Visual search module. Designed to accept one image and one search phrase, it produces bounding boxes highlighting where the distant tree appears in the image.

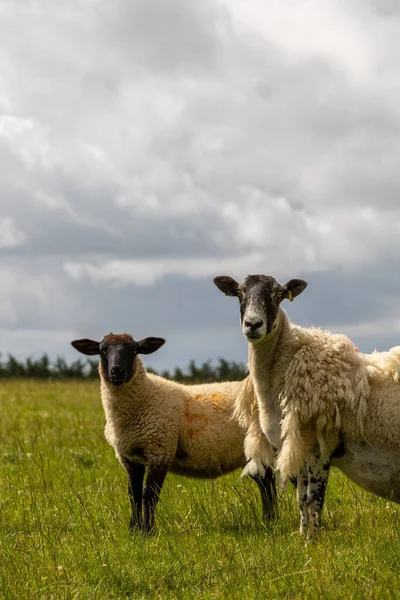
[87,359,99,379]
[216,358,247,381]
[0,353,7,378]
[0,352,247,383]
[54,356,69,378]
[6,354,26,378]
[216,357,230,381]
[172,367,184,382]
[69,359,86,378]
[187,359,201,382]
[196,360,214,383]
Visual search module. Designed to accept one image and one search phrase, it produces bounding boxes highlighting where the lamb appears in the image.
[71,332,276,534]
[213,273,400,540]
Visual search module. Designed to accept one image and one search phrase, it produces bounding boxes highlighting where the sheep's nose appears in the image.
[244,319,264,331]
[111,366,124,377]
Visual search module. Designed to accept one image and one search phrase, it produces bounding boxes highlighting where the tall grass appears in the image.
[1,380,399,599]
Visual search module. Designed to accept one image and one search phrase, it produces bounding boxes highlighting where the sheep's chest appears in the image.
[104,414,147,461]
[126,446,147,465]
[256,386,282,449]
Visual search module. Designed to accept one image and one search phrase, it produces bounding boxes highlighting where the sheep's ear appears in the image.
[281,279,308,302]
[136,337,166,355]
[213,276,240,297]
[71,339,100,355]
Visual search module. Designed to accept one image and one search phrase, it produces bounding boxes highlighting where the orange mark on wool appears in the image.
[184,397,210,439]
[210,392,228,411]
[192,392,227,408]
[184,397,193,423]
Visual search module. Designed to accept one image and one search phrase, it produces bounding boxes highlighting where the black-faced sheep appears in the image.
[71,333,276,534]
[214,273,400,540]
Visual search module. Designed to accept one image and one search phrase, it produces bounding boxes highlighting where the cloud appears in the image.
[97,0,225,72]
[63,253,269,286]
[0,218,26,249]
[0,328,77,362]
[1,0,400,367]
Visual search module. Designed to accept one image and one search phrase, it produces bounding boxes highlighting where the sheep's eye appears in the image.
[100,349,107,358]
[276,291,283,299]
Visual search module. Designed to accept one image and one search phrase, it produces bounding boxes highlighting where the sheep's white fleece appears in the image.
[276,323,400,482]
[235,375,275,476]
[100,357,273,478]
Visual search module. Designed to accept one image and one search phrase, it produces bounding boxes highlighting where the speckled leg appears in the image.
[297,466,309,537]
[142,463,169,535]
[306,457,330,541]
[121,457,145,531]
[251,466,277,521]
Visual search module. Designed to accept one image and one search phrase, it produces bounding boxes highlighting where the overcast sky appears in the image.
[1,0,400,372]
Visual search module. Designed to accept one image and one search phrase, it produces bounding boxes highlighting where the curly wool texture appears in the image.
[362,346,400,381]
[234,371,275,476]
[276,327,400,482]
[100,357,271,478]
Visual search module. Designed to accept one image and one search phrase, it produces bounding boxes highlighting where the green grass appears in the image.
[1,380,399,600]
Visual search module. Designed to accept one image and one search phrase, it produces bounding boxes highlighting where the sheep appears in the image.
[213,273,400,540]
[71,332,276,534]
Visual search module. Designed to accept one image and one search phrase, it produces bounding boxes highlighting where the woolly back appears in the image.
[276,326,370,482]
[362,346,400,381]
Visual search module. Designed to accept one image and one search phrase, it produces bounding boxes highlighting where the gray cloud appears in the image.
[97,0,225,72]
[1,0,400,368]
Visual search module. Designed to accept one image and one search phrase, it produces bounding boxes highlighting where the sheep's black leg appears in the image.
[307,457,330,541]
[120,457,145,531]
[251,466,277,521]
[142,463,168,535]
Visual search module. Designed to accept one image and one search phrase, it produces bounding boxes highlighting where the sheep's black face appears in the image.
[238,275,284,342]
[100,334,137,386]
[213,274,308,344]
[71,334,166,386]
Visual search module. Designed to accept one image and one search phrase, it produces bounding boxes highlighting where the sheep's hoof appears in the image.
[305,529,319,544]
[262,508,278,523]
[129,515,144,533]
[299,525,308,537]
[140,526,155,539]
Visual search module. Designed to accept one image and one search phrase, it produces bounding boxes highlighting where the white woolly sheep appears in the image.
[71,333,276,534]
[214,274,400,540]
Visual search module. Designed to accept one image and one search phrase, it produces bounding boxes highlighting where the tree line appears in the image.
[0,354,248,383]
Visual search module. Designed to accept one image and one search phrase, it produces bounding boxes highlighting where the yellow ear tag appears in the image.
[288,290,294,302]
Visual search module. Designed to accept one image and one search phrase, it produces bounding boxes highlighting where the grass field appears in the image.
[0,379,399,600]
